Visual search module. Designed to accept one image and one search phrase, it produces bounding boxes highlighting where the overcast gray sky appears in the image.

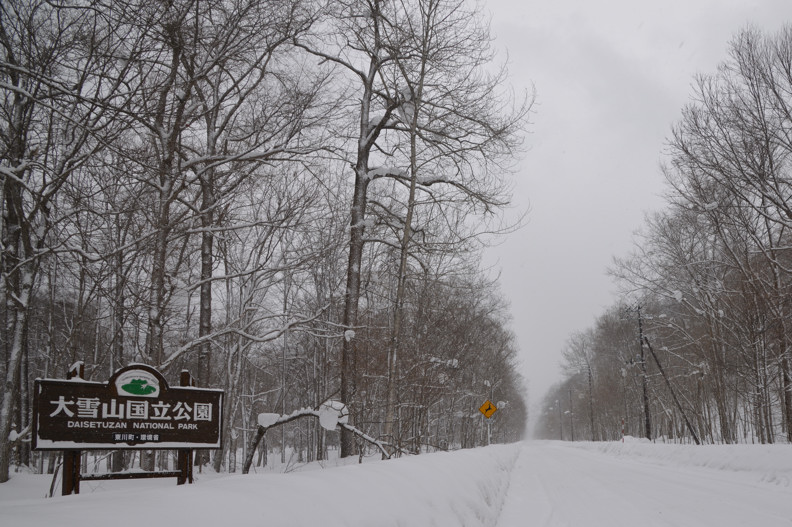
[484,0,792,423]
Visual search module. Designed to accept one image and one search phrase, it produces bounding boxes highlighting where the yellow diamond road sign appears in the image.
[479,400,497,419]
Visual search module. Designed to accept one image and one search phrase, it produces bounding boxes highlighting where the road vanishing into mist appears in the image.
[497,442,792,527]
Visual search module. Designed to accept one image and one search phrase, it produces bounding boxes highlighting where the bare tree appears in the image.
[296,0,529,457]
[562,332,597,441]
[0,0,142,481]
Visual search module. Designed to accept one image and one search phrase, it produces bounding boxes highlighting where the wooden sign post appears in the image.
[33,364,223,495]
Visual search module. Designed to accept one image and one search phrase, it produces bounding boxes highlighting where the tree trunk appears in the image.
[0,285,32,482]
[587,363,595,442]
[638,308,652,440]
[198,175,214,387]
[340,119,373,458]
[0,57,34,482]
[384,123,419,455]
[782,355,792,442]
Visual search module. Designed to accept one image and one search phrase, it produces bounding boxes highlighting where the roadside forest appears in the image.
[537,26,792,446]
[0,0,531,482]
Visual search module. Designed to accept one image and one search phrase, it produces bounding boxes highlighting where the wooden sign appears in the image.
[33,364,223,450]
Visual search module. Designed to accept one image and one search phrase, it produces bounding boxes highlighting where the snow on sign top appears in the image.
[479,400,497,419]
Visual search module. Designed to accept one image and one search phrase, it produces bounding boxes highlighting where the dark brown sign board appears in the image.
[33,364,223,450]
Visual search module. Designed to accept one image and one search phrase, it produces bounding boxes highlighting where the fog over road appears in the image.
[498,442,792,527]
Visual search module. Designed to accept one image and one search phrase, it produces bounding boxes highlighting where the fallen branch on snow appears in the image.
[241,407,401,474]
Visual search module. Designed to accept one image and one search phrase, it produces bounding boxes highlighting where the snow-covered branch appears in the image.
[158,304,330,371]
[242,402,398,473]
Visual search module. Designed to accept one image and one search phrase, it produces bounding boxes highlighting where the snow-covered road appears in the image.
[3,440,792,526]
[498,441,792,527]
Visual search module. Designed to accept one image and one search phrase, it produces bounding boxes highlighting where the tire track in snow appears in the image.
[496,441,792,527]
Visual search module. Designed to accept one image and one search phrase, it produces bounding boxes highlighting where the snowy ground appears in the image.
[500,440,792,526]
[2,440,792,526]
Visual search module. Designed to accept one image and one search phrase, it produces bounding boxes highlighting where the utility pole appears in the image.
[556,399,563,440]
[568,387,574,441]
[644,337,700,445]
[587,362,595,441]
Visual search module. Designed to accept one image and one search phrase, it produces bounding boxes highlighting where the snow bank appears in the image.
[565,439,792,486]
[0,443,521,527]
[500,441,792,526]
